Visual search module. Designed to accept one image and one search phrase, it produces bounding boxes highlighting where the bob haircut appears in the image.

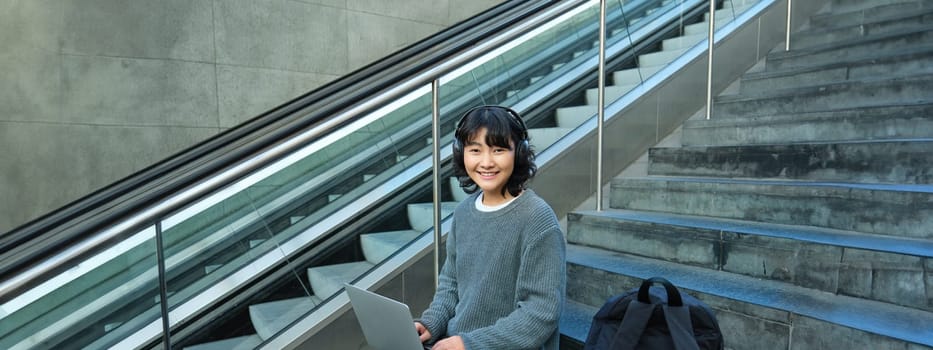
[452,106,537,197]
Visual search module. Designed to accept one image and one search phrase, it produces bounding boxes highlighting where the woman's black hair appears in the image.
[452,106,537,197]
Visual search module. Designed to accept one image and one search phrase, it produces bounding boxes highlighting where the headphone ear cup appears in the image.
[453,139,463,155]
[515,139,530,162]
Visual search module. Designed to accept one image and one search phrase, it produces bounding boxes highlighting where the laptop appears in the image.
[345,283,433,350]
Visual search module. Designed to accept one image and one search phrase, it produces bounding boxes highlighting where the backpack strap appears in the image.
[610,277,700,350]
[608,296,653,349]
[663,303,700,350]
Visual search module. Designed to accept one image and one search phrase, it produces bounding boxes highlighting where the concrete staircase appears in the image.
[559,0,933,349]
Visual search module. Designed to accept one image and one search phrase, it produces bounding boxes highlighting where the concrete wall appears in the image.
[0,0,505,233]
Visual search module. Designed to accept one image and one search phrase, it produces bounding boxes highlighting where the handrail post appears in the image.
[785,0,793,51]
[431,79,442,287]
[596,0,607,211]
[705,0,715,120]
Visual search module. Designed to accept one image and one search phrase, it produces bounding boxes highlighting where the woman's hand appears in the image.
[415,321,432,343]
[432,335,465,350]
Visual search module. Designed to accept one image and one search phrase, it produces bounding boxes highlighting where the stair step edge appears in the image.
[807,3,933,32]
[559,299,598,344]
[768,24,933,60]
[746,44,933,81]
[682,102,933,128]
[567,244,933,347]
[613,176,933,193]
[570,208,933,258]
[716,73,933,104]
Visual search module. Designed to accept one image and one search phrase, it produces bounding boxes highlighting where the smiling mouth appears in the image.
[477,171,498,178]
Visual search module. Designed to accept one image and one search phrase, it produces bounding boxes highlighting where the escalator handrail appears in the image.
[0,1,564,286]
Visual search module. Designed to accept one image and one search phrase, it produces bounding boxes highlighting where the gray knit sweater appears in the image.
[419,190,566,350]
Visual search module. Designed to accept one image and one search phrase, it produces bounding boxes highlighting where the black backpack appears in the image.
[584,277,724,350]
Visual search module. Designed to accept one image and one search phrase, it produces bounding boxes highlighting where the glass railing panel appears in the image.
[160,85,449,348]
[0,226,162,350]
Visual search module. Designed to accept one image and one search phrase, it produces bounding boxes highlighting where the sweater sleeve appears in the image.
[460,224,566,350]
[419,219,459,342]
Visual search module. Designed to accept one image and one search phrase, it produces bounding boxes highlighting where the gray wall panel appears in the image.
[60,55,218,126]
[214,0,349,73]
[0,0,61,52]
[0,52,62,121]
[61,0,214,61]
[347,10,445,69]
[216,65,339,128]
[0,122,218,231]
[348,0,450,25]
[0,0,506,232]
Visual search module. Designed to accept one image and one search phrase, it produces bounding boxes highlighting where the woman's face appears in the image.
[463,127,515,205]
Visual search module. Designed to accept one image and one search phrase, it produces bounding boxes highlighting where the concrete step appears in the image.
[827,0,933,14]
[713,73,933,119]
[558,300,598,348]
[610,176,933,240]
[764,25,933,71]
[795,2,933,49]
[812,1,933,28]
[566,244,933,349]
[406,201,458,232]
[566,209,933,312]
[584,83,640,105]
[681,103,933,146]
[740,45,933,94]
[683,19,729,36]
[661,33,707,51]
[612,65,664,86]
[249,296,323,340]
[529,127,574,150]
[306,261,374,298]
[646,139,933,184]
[556,105,596,127]
[637,48,688,67]
[182,335,263,350]
[359,229,421,264]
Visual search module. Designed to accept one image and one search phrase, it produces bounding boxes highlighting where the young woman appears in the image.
[415,106,566,350]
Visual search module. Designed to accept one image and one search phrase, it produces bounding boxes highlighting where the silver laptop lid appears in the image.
[345,284,428,350]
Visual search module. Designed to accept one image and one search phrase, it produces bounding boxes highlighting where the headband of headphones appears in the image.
[455,105,528,141]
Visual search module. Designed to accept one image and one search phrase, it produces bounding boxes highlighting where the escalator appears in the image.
[0,0,762,348]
